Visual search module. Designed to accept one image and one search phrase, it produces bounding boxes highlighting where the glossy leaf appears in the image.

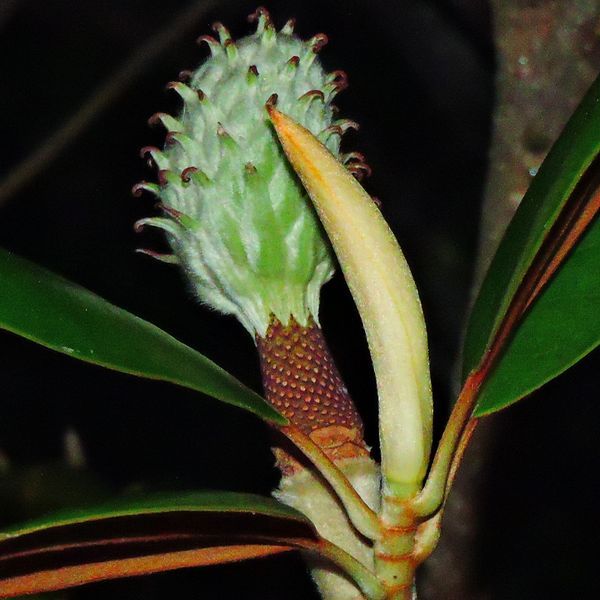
[0,491,385,600]
[462,74,600,415]
[473,215,599,415]
[0,249,285,424]
[0,491,314,597]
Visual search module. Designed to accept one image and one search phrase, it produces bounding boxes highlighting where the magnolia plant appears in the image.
[0,7,599,600]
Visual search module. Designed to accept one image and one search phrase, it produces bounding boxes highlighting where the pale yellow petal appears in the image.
[268,107,432,490]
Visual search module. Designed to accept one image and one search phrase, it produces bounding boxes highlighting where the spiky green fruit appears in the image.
[135,8,367,336]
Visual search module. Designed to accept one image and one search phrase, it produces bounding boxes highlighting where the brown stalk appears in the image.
[256,315,370,474]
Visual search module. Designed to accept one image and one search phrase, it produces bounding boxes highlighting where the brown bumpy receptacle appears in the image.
[257,315,369,474]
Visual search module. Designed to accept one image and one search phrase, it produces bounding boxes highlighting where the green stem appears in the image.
[374,494,419,600]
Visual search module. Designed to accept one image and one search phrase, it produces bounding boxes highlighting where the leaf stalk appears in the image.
[411,373,483,517]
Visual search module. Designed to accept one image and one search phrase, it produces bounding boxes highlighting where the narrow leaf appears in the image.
[0,249,285,424]
[462,74,600,414]
[268,107,432,492]
[0,491,313,597]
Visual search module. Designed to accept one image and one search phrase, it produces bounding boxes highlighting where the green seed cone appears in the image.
[136,8,365,337]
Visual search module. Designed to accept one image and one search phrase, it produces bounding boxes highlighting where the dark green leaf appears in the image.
[0,491,316,597]
[0,490,310,537]
[474,214,599,415]
[0,249,285,424]
[462,74,600,414]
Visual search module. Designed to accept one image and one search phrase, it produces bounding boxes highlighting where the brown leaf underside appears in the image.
[0,511,317,598]
[0,545,291,597]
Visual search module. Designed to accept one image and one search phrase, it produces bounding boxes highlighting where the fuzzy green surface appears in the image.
[141,22,348,336]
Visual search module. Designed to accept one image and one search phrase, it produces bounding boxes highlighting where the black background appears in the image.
[0,1,597,598]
